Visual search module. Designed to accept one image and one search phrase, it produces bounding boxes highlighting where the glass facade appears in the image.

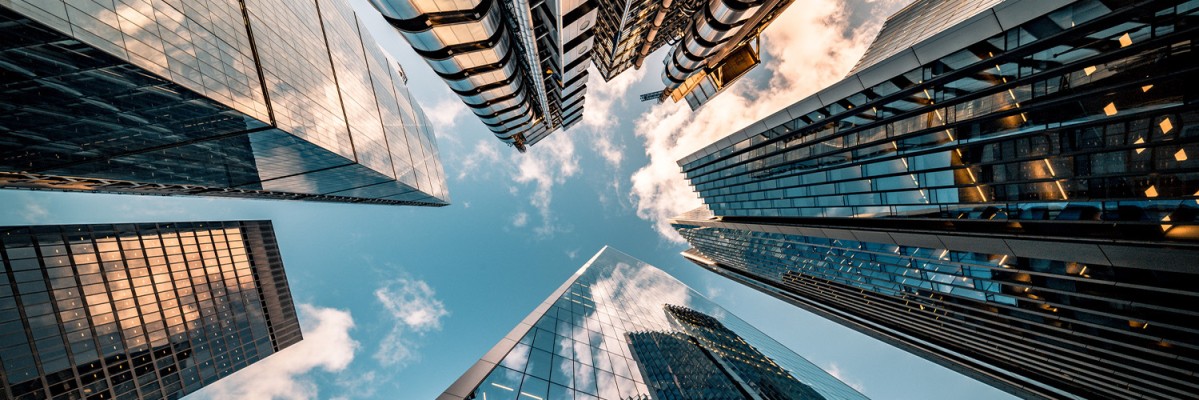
[443,246,868,400]
[0,0,449,206]
[672,1,1199,399]
[0,221,301,400]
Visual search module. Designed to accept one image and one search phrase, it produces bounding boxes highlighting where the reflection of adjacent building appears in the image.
[670,1,1199,399]
[439,246,868,400]
[0,0,449,206]
[368,0,797,152]
[628,304,827,400]
[0,221,301,399]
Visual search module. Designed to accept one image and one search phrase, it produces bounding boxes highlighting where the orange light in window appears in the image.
[1119,33,1133,47]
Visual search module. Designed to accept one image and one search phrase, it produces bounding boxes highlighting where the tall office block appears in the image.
[0,0,449,206]
[588,0,795,110]
[369,0,594,151]
[370,0,795,152]
[439,246,868,400]
[0,221,301,399]
[673,0,1199,399]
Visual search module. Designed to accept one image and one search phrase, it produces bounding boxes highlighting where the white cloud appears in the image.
[590,132,624,169]
[580,66,647,168]
[581,66,646,132]
[512,132,579,237]
[193,304,358,400]
[704,284,724,300]
[511,211,529,227]
[450,132,579,238]
[455,140,502,181]
[331,371,380,400]
[629,0,900,242]
[825,362,868,394]
[373,278,449,367]
[424,98,465,131]
[22,199,48,223]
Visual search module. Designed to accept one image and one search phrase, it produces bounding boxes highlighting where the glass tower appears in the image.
[439,246,868,400]
[672,0,1199,399]
[0,0,449,207]
[0,221,301,400]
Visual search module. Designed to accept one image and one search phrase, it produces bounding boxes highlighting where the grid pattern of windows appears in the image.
[459,247,866,400]
[0,221,300,400]
[0,0,449,206]
[674,218,1199,399]
[672,1,1199,399]
[681,0,1198,221]
[590,0,706,81]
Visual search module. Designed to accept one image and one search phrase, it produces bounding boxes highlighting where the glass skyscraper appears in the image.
[0,0,449,206]
[672,0,1199,399]
[439,246,868,400]
[0,221,301,399]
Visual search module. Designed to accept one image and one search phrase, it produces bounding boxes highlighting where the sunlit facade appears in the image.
[368,0,594,151]
[591,0,798,110]
[0,221,301,399]
[439,246,868,400]
[0,0,449,206]
[672,0,1199,399]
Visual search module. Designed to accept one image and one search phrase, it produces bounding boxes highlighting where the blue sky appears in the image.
[0,0,1019,399]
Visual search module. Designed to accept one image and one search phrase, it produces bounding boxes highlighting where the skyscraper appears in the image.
[370,0,796,152]
[0,221,301,399]
[369,0,594,152]
[672,0,1199,399]
[0,0,449,206]
[438,246,868,400]
[587,0,796,110]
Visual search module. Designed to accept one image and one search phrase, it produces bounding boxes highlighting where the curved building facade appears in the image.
[369,0,595,152]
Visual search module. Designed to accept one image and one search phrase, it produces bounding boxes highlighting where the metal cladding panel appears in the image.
[855,48,921,90]
[561,6,597,43]
[991,0,1077,30]
[848,0,1005,74]
[562,36,595,69]
[910,10,1003,66]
